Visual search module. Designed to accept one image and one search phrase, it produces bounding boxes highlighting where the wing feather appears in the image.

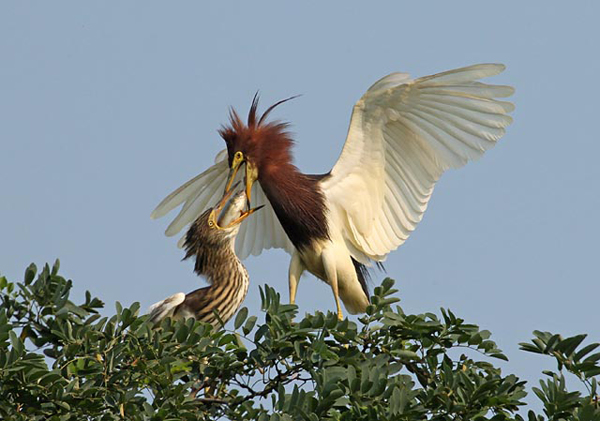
[164,165,228,236]
[152,149,293,257]
[416,63,506,84]
[235,182,294,259]
[418,83,515,99]
[151,165,224,220]
[321,63,514,261]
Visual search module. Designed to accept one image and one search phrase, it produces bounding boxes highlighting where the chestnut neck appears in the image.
[259,163,329,250]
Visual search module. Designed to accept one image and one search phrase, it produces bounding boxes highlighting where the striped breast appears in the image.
[176,251,249,328]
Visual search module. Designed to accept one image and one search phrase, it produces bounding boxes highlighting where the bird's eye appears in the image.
[235,151,243,161]
[208,220,214,228]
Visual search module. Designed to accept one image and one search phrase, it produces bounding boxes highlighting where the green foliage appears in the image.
[0,262,598,420]
[519,332,600,420]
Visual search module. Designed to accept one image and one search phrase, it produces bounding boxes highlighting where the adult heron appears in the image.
[152,64,514,320]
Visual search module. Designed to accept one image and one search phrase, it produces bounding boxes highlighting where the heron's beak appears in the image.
[224,157,244,194]
[245,161,259,208]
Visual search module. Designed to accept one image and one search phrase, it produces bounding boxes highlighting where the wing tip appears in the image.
[473,62,506,73]
[150,194,183,220]
[165,224,182,237]
[490,62,506,71]
[498,84,516,98]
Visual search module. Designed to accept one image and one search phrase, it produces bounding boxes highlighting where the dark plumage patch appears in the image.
[351,258,371,303]
[351,258,387,303]
[259,168,329,250]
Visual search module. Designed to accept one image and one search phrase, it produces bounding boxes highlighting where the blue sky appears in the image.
[1,1,598,409]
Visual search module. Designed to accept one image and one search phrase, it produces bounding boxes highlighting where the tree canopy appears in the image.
[1,261,599,420]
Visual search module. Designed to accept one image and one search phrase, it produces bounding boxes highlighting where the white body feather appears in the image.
[147,292,185,324]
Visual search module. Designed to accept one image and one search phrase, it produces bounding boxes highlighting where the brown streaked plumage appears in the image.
[148,187,261,327]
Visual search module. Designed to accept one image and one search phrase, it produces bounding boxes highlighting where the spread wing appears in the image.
[321,63,514,262]
[151,149,293,259]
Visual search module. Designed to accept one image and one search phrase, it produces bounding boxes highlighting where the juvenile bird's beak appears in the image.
[232,204,265,227]
[214,202,264,229]
[214,182,238,212]
[211,181,264,229]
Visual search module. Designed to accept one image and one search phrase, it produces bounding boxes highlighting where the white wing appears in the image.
[235,182,294,259]
[321,63,514,262]
[151,150,229,238]
[151,149,293,259]
[147,292,185,324]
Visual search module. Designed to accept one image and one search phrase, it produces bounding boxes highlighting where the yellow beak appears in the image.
[225,156,258,210]
[211,181,264,229]
[221,204,264,228]
[244,161,259,208]
[224,157,244,195]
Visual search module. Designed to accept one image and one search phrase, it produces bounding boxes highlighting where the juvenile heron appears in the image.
[149,186,262,326]
[152,64,514,320]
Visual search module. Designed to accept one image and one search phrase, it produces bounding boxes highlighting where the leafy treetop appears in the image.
[0,261,599,420]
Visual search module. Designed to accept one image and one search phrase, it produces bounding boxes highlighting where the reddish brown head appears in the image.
[218,95,330,250]
[219,94,299,205]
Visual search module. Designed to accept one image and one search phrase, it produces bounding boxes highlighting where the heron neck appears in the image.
[259,164,329,250]
[181,242,249,327]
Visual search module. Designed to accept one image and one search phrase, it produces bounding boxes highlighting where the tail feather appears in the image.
[351,258,371,303]
[351,258,386,304]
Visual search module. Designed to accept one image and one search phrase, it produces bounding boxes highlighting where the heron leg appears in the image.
[322,248,344,321]
[288,251,304,305]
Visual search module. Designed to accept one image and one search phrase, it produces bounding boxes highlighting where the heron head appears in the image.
[219,94,299,206]
[182,185,262,281]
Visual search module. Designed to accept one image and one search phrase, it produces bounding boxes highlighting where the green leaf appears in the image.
[583,367,600,377]
[491,352,509,362]
[575,343,600,362]
[51,259,61,276]
[556,334,587,356]
[129,301,141,318]
[243,316,258,335]
[544,334,561,352]
[234,307,249,330]
[584,352,600,364]
[24,263,37,284]
[392,350,420,360]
